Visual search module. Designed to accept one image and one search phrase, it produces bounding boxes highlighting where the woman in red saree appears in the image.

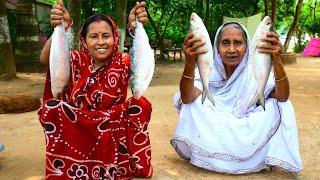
[39,1,152,179]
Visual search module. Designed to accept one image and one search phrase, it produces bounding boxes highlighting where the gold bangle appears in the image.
[275,74,287,82]
[182,74,194,80]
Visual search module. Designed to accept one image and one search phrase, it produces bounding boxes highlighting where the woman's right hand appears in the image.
[183,32,207,67]
[180,32,206,104]
[50,0,72,29]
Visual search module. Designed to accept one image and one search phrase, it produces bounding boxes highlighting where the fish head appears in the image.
[257,16,273,37]
[190,13,203,31]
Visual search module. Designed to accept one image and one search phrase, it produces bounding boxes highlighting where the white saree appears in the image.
[170,23,303,174]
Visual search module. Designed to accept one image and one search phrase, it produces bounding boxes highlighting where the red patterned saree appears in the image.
[38,16,152,180]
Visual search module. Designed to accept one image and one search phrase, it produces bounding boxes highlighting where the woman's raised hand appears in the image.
[183,32,207,65]
[127,1,148,33]
[50,0,72,29]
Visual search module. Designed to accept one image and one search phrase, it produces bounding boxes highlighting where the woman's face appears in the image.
[82,20,114,65]
[218,28,247,67]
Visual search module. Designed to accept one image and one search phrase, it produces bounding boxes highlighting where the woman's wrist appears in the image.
[272,55,282,64]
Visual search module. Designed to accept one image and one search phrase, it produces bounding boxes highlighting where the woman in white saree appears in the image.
[170,22,303,174]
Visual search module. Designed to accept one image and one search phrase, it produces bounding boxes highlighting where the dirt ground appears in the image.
[0,56,319,179]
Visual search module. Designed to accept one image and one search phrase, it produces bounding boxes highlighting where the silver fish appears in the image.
[249,16,273,110]
[189,13,215,106]
[130,19,155,99]
[49,22,70,98]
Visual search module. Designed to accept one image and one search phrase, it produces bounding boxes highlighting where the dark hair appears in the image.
[216,22,247,46]
[80,15,114,39]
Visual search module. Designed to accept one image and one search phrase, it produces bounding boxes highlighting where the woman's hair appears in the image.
[216,22,247,46]
[80,15,114,39]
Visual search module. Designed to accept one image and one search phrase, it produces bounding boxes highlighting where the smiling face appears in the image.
[217,27,247,68]
[81,20,114,66]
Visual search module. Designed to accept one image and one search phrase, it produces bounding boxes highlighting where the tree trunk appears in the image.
[313,0,317,37]
[204,0,210,28]
[15,0,42,72]
[147,8,176,62]
[264,0,269,17]
[271,0,277,25]
[0,0,16,79]
[115,0,128,53]
[67,0,81,50]
[283,0,303,53]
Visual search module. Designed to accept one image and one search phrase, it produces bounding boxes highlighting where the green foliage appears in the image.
[20,0,320,53]
[41,0,57,4]
[294,40,308,53]
[38,18,53,37]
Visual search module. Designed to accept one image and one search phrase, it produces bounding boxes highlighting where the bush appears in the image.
[294,41,308,53]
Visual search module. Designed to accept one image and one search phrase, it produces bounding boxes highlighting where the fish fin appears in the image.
[258,94,266,111]
[248,94,258,109]
[202,88,215,106]
[201,91,206,104]
[205,89,215,106]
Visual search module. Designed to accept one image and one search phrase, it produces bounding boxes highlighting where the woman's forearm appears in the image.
[40,37,52,66]
[180,61,200,104]
[272,57,290,101]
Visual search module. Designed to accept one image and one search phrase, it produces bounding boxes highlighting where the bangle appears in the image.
[275,74,287,82]
[127,23,134,37]
[182,74,194,80]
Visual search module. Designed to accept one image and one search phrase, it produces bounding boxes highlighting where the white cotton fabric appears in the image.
[170,22,303,174]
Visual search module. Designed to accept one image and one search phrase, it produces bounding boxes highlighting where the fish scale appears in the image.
[130,18,155,99]
[248,16,273,110]
[189,13,215,106]
[49,22,70,98]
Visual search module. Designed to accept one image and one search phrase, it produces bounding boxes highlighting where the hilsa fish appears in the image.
[49,21,70,98]
[189,13,215,106]
[249,16,273,110]
[130,18,155,99]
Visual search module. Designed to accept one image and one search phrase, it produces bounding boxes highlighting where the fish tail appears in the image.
[258,94,266,111]
[201,91,206,104]
[248,94,258,109]
[202,87,215,106]
[206,92,215,106]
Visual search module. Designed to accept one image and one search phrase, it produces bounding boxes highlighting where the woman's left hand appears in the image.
[257,32,282,63]
[128,1,148,33]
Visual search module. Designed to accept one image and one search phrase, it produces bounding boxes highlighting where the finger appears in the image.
[130,2,139,15]
[186,37,202,48]
[183,32,194,45]
[267,32,280,41]
[51,8,64,16]
[190,49,208,56]
[137,12,147,18]
[51,14,63,20]
[140,1,147,7]
[51,20,63,26]
[257,49,276,54]
[260,36,280,46]
[138,17,148,24]
[190,40,206,51]
[258,44,276,50]
[136,7,146,14]
[130,21,136,26]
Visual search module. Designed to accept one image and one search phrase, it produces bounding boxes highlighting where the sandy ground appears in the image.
[0,56,319,179]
